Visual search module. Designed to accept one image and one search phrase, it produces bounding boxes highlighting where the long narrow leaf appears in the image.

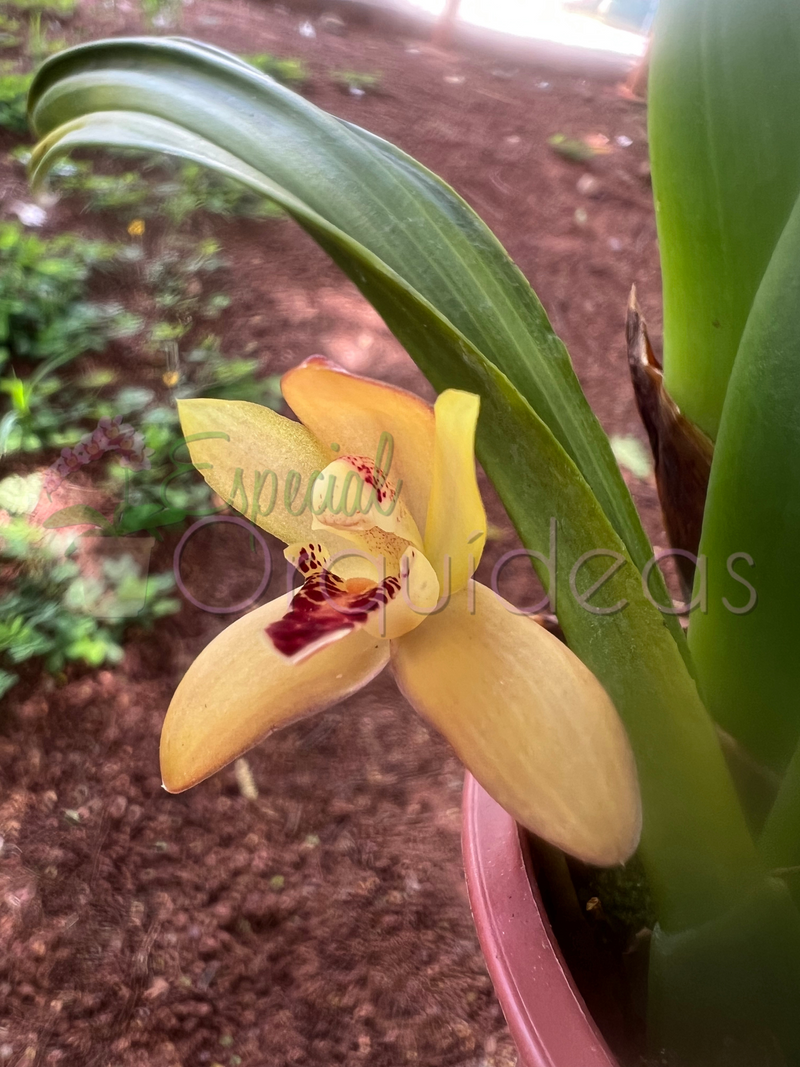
[650,0,800,440]
[690,188,800,770]
[27,36,682,652]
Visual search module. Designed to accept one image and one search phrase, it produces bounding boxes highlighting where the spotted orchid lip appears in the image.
[276,536,440,655]
[288,542,328,579]
[266,569,402,663]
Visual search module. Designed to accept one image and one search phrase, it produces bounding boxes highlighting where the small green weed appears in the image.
[0,506,179,698]
[3,0,76,15]
[45,153,285,224]
[1,354,131,455]
[242,53,309,87]
[0,219,268,473]
[0,221,139,370]
[331,69,382,94]
[0,71,32,133]
[0,15,22,49]
[140,0,182,30]
[0,221,142,455]
[145,237,227,315]
[179,333,282,406]
[7,332,282,535]
[26,11,67,60]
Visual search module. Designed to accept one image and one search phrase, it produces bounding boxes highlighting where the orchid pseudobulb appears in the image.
[161,358,641,867]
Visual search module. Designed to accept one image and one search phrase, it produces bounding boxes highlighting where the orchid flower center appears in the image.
[272,450,441,660]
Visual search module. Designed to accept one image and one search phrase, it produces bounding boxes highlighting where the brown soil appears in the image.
[1,3,667,1064]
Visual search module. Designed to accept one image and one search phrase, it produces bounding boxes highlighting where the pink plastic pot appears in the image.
[462,774,620,1067]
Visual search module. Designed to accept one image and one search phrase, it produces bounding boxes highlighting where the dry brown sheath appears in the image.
[626,287,714,597]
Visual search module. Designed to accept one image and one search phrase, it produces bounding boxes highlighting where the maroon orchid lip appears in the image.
[266,568,401,662]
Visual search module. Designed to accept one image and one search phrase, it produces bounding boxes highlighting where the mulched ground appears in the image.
[1,3,667,1064]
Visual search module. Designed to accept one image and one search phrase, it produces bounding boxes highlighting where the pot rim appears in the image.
[462,773,619,1067]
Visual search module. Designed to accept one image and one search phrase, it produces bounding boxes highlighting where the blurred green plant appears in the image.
[0,15,22,50]
[144,237,226,316]
[331,69,382,94]
[242,52,308,87]
[26,11,66,61]
[97,337,281,536]
[0,221,139,370]
[0,502,178,699]
[0,206,277,520]
[3,0,75,14]
[41,152,285,223]
[140,0,181,30]
[2,363,121,455]
[0,221,142,453]
[0,70,33,133]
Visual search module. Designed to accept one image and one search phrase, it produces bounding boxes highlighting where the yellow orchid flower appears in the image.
[161,358,641,867]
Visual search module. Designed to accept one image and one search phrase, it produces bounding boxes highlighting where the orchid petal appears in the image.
[363,546,440,641]
[312,455,424,548]
[281,358,436,530]
[161,597,389,792]
[177,397,342,550]
[391,583,641,866]
[423,390,487,594]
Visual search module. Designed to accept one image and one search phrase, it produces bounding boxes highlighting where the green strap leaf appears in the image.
[28,36,676,651]
[650,0,800,440]
[690,187,800,771]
